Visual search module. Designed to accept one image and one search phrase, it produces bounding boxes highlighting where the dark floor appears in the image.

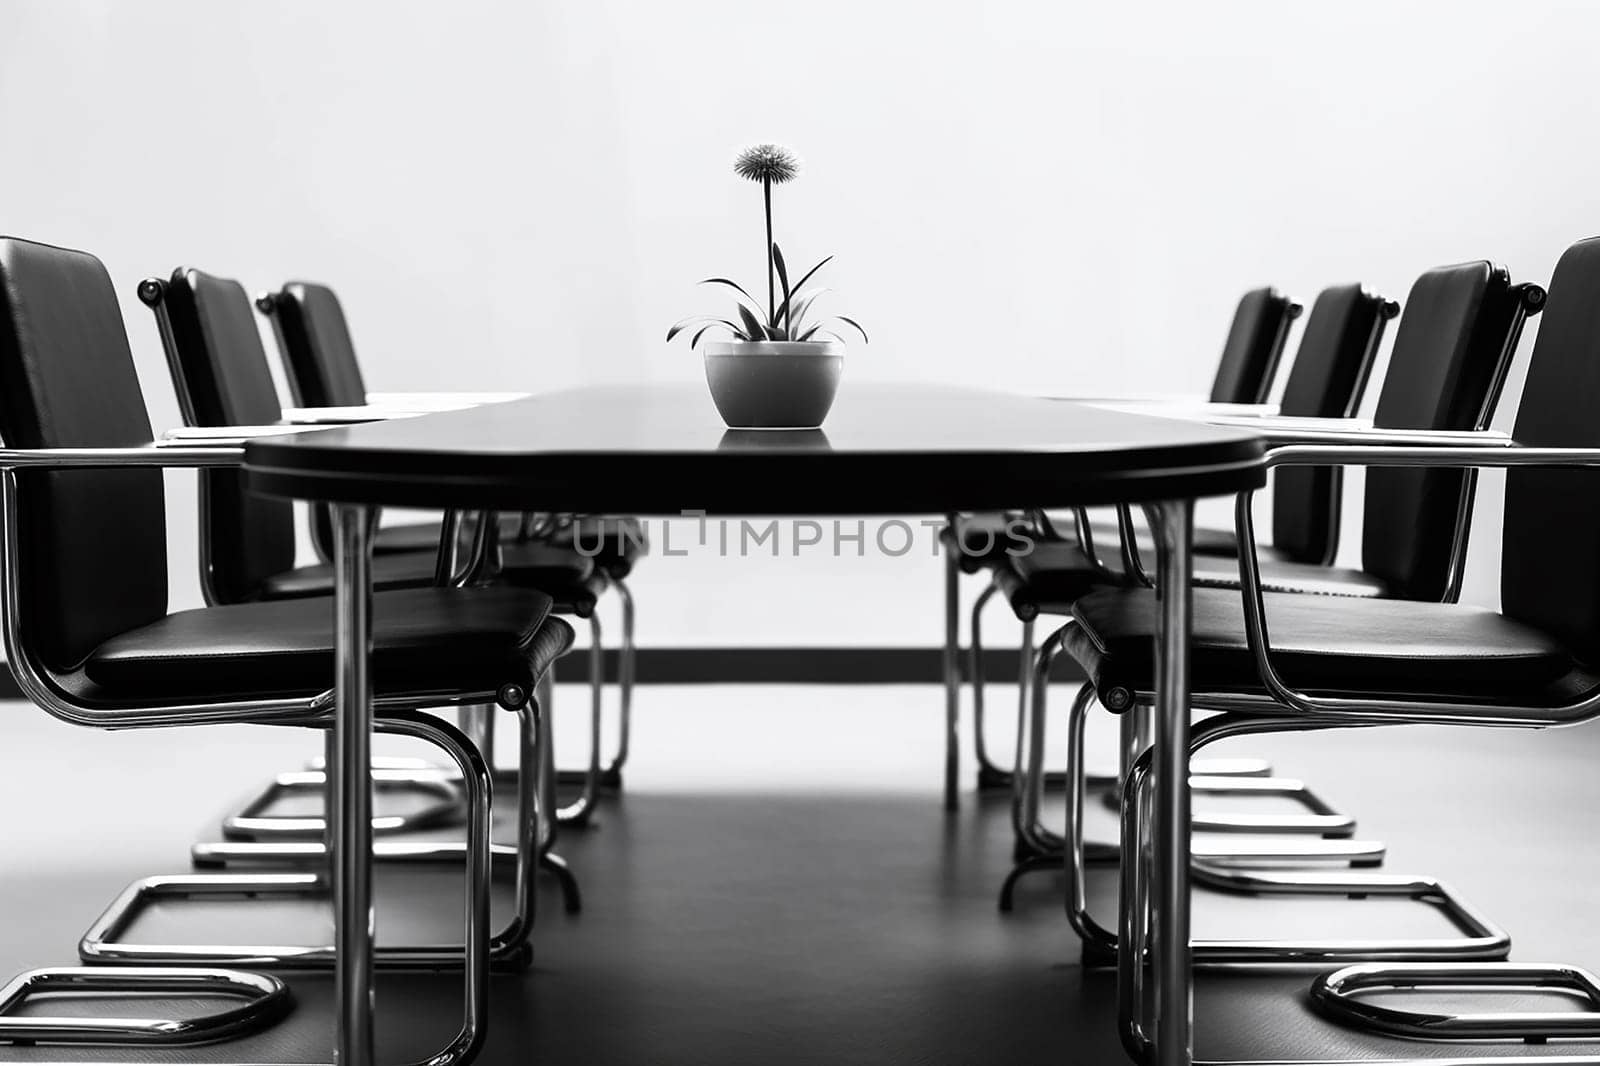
[1,686,1598,1064]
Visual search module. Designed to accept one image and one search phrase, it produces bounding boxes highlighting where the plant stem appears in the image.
[763,178,775,329]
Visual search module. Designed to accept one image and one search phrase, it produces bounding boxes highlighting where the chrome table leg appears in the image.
[333,503,376,1066]
[942,516,961,811]
[1149,499,1194,1066]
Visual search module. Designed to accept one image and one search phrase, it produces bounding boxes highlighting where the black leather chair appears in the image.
[1073,236,1600,1060]
[257,281,645,573]
[942,286,1304,807]
[1004,261,1542,912]
[979,283,1400,893]
[256,280,639,796]
[141,267,608,863]
[0,235,570,1056]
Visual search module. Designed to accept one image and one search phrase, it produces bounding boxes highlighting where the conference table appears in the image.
[244,382,1268,1066]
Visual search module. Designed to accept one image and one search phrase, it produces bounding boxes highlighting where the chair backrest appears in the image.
[1502,237,1600,665]
[145,268,297,603]
[1208,287,1301,404]
[0,237,168,669]
[1269,284,1397,565]
[260,281,367,407]
[258,280,370,559]
[1361,261,1536,600]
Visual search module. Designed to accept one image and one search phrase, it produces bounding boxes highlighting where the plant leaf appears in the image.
[787,255,833,300]
[787,288,830,334]
[772,284,825,330]
[835,315,869,344]
[736,303,765,341]
[690,322,734,348]
[700,277,762,311]
[772,244,791,327]
[667,315,737,342]
[798,324,821,341]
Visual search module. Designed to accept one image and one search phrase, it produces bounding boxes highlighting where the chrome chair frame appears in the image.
[998,670,1388,915]
[1309,962,1600,1042]
[999,504,1378,901]
[1005,331,1542,901]
[471,511,617,827]
[143,273,489,844]
[949,511,1214,807]
[0,967,291,1046]
[0,445,506,1065]
[1098,711,1505,971]
[261,280,645,801]
[1111,440,1600,1065]
[176,491,579,911]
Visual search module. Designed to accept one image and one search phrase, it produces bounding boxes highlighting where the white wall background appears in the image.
[3,0,1599,643]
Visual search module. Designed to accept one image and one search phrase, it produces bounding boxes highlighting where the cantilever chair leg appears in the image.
[979,592,1267,803]
[222,763,463,841]
[999,626,1383,911]
[1097,713,1506,979]
[596,575,635,787]
[216,753,468,842]
[973,579,1118,794]
[553,612,605,827]
[970,579,1014,788]
[0,967,291,1046]
[1310,961,1600,1042]
[190,689,582,919]
[535,677,581,911]
[85,707,544,971]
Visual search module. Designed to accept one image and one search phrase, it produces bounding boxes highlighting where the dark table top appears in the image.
[244,383,1266,514]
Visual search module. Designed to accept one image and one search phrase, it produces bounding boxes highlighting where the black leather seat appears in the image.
[947,511,1032,574]
[84,586,569,702]
[542,516,648,579]
[149,267,608,615]
[1191,560,1386,597]
[992,540,1106,620]
[258,541,600,613]
[1067,587,1582,705]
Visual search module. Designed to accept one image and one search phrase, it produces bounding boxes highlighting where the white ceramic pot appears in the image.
[702,340,844,429]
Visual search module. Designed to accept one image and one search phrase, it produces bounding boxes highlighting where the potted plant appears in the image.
[668,143,868,429]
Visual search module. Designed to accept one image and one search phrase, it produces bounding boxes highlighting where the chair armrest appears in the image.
[1225,439,1600,725]
[1206,415,1515,448]
[1261,440,1587,472]
[364,391,528,411]
[0,444,243,469]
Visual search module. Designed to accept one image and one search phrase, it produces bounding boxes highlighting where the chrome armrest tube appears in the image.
[1231,444,1600,728]
[0,445,244,468]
